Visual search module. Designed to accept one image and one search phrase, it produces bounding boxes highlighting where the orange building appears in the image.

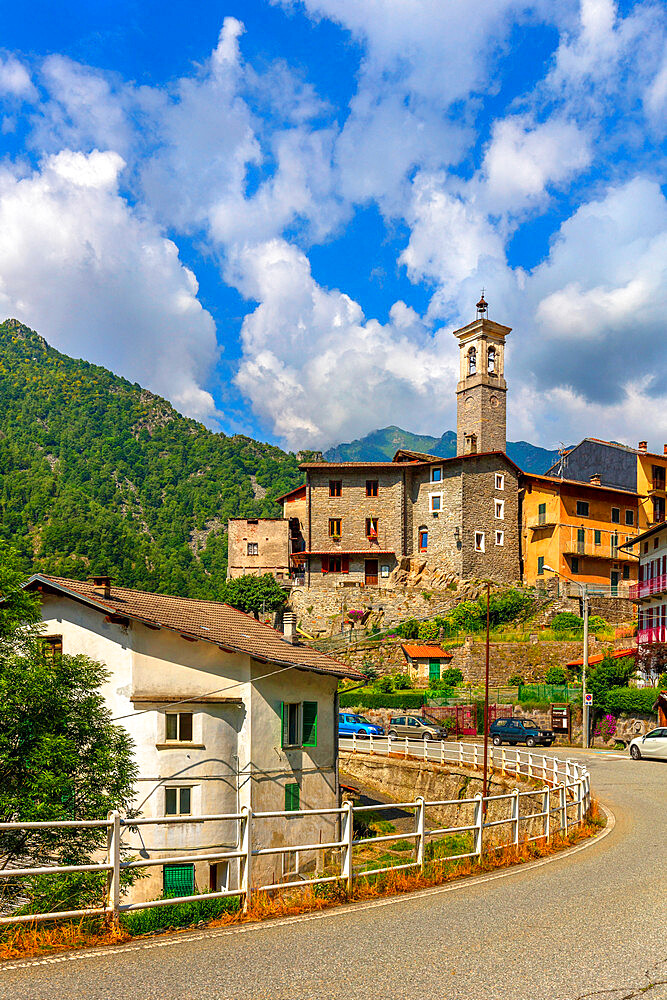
[521,473,640,595]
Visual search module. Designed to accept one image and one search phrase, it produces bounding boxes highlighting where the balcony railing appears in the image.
[637,625,667,645]
[629,573,667,600]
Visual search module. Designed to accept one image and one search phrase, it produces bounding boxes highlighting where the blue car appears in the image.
[338,712,385,738]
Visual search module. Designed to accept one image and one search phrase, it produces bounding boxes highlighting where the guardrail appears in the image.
[0,739,591,928]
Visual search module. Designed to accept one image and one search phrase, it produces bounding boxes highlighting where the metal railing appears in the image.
[630,574,667,600]
[0,739,591,927]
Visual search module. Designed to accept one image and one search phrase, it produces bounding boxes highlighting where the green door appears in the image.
[429,659,440,681]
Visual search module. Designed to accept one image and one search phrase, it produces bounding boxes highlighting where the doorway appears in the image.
[364,559,378,586]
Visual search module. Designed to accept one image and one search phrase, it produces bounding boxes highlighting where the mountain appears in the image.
[324,425,560,473]
[0,319,303,598]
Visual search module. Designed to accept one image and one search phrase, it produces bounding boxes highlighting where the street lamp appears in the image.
[543,564,590,749]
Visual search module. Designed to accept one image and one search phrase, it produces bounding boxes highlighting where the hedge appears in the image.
[604,687,659,716]
[339,691,425,710]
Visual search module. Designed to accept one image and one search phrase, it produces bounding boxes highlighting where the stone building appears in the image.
[455,295,510,456]
[227,518,291,581]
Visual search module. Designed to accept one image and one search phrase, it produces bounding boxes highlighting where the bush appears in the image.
[551,612,584,631]
[425,680,453,697]
[604,687,658,715]
[508,674,524,686]
[588,615,608,634]
[398,619,420,640]
[545,666,567,685]
[392,673,413,690]
[440,667,464,686]
[361,660,377,683]
[339,691,424,709]
[417,621,439,643]
[658,671,667,689]
[122,894,239,936]
[374,676,393,694]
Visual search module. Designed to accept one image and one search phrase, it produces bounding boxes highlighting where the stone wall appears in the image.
[290,585,461,637]
[406,464,462,570]
[307,467,404,557]
[462,455,521,583]
[227,517,289,580]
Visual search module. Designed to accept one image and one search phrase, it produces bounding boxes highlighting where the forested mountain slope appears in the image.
[0,319,302,597]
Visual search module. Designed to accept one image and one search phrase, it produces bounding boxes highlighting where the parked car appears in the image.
[489,717,554,747]
[387,715,449,741]
[629,727,667,760]
[338,713,385,738]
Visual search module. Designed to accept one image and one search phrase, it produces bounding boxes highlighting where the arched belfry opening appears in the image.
[453,294,511,456]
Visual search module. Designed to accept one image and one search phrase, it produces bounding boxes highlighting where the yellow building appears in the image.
[635,443,667,530]
[522,473,640,594]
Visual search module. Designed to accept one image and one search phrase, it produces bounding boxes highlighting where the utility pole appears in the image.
[582,585,589,749]
[482,581,491,811]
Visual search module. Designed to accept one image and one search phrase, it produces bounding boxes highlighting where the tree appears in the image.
[221,573,288,619]
[0,550,138,914]
[587,653,636,721]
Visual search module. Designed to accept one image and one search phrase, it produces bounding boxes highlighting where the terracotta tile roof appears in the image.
[27,574,362,680]
[275,484,307,503]
[299,549,395,556]
[401,644,453,658]
[566,647,636,667]
[523,472,641,496]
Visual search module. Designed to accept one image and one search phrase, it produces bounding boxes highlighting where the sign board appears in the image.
[551,704,570,732]
[584,693,593,706]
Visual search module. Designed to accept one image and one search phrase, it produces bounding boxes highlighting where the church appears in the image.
[230,298,522,588]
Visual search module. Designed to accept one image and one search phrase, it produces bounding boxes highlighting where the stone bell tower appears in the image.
[454,295,511,456]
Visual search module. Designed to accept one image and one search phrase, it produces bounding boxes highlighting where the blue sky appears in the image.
[0,0,665,452]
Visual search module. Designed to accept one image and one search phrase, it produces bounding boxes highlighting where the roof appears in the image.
[300,461,421,469]
[619,521,667,550]
[401,644,453,659]
[523,472,641,497]
[566,647,636,667]
[26,574,362,680]
[275,484,307,503]
[298,550,395,556]
[303,450,523,475]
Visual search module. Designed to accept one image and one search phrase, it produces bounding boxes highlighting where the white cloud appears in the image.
[0,150,219,420]
[0,55,36,100]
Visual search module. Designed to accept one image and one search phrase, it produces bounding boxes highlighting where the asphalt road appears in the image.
[1,749,665,1000]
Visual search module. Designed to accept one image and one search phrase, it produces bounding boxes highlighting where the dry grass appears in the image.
[0,800,606,963]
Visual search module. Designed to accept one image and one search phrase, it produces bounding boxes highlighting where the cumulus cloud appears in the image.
[0,54,36,100]
[0,150,219,420]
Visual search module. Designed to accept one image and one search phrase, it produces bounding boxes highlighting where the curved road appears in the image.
[1,749,665,1000]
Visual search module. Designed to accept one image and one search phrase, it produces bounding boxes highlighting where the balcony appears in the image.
[629,573,667,600]
[649,478,666,494]
[637,625,667,645]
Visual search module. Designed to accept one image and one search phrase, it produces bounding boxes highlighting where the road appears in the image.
[1,748,665,1000]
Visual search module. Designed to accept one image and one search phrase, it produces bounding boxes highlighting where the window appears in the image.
[165,787,191,816]
[418,528,428,552]
[380,564,390,578]
[625,510,634,526]
[576,500,589,517]
[163,863,194,898]
[366,517,379,538]
[655,537,660,548]
[322,555,347,573]
[495,530,504,546]
[281,701,318,748]
[474,532,485,552]
[494,500,504,520]
[329,518,342,538]
[431,467,443,483]
[611,507,620,524]
[644,541,649,553]
[366,480,378,497]
[537,556,544,576]
[165,712,193,743]
[495,473,504,490]
[285,783,300,812]
[594,529,601,545]
[622,564,630,580]
[429,493,442,513]
[611,532,619,556]
[41,635,63,664]
[488,346,496,373]
[247,541,258,556]
[468,346,477,375]
[538,502,547,525]
[329,480,342,498]
[571,557,580,574]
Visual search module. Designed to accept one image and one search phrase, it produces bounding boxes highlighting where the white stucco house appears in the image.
[26,574,362,903]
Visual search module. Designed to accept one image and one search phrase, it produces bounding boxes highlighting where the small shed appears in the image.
[401,644,453,686]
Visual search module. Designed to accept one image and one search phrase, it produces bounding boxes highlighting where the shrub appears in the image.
[417,621,439,643]
[545,666,567,685]
[658,671,667,689]
[594,714,617,740]
[588,615,608,634]
[426,680,453,697]
[604,687,658,715]
[551,612,584,631]
[121,894,239,935]
[361,660,377,683]
[508,674,524,686]
[392,673,413,690]
[440,667,464,686]
[374,676,393,694]
[398,619,420,640]
[339,691,424,709]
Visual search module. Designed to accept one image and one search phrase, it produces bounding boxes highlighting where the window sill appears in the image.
[156,742,206,750]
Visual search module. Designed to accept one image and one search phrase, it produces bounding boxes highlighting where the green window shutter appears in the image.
[285,782,300,812]
[302,701,318,747]
[163,863,194,898]
[429,660,440,680]
[281,702,289,748]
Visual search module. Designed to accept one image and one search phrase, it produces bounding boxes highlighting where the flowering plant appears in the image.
[347,610,364,623]
[594,713,617,741]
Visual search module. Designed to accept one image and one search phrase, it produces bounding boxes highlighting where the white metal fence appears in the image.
[0,739,591,928]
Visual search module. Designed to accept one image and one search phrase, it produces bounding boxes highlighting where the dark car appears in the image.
[489,717,554,747]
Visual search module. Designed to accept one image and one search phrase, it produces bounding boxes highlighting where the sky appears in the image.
[0,0,665,453]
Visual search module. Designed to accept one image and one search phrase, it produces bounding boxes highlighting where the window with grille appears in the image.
[165,787,191,815]
[366,480,378,497]
[329,480,342,497]
[247,542,258,555]
[165,712,193,743]
[163,864,194,898]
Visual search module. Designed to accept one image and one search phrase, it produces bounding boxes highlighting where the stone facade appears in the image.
[454,313,510,456]
[461,454,520,581]
[227,518,290,581]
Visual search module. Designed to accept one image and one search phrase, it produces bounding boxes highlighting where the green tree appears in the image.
[0,553,138,915]
[545,666,567,685]
[220,574,288,618]
[587,653,636,715]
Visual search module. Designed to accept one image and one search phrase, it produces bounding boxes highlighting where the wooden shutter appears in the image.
[321,556,329,574]
[281,702,289,748]
[285,783,300,811]
[163,863,194,898]
[341,555,349,574]
[302,701,318,747]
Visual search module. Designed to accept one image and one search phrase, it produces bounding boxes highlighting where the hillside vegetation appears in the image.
[0,319,302,597]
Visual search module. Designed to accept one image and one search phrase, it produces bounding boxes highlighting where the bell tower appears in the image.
[454,295,511,456]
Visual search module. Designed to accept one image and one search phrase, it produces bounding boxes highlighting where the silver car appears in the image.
[629,727,667,761]
[388,715,448,741]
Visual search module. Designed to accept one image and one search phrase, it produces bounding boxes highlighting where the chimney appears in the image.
[589,473,601,486]
[638,441,647,453]
[91,575,111,599]
[282,610,297,644]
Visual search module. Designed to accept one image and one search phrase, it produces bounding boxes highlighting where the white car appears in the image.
[629,727,667,761]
